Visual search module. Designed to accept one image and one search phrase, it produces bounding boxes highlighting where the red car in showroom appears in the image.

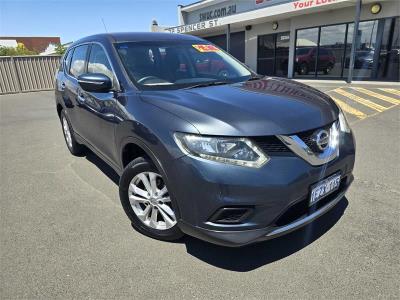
[295,47,336,75]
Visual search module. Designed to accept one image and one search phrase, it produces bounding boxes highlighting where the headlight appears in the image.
[338,110,351,133]
[173,133,269,168]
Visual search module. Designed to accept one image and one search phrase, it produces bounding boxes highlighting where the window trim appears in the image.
[63,41,120,91]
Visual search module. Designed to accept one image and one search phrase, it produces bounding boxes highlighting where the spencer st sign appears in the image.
[165,19,220,34]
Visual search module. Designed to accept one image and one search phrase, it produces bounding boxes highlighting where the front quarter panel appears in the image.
[114,92,199,167]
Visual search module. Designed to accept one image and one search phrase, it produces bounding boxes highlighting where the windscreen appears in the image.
[114,41,252,90]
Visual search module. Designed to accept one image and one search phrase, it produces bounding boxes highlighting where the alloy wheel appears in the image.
[62,116,73,149]
[128,171,177,230]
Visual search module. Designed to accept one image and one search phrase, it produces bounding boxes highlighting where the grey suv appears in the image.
[55,33,355,247]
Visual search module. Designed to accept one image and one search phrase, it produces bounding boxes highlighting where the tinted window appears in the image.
[70,45,89,77]
[88,44,114,80]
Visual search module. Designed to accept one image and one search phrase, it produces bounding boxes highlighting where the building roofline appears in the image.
[0,36,61,39]
[180,0,226,12]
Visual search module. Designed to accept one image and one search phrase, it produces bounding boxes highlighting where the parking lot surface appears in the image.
[1,84,399,299]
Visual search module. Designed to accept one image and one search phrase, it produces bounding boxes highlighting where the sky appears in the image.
[0,0,194,43]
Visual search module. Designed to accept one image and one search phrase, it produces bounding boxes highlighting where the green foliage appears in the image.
[0,43,38,56]
[54,44,67,55]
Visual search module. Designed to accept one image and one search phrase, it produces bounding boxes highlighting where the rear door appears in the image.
[56,48,73,110]
[63,44,90,138]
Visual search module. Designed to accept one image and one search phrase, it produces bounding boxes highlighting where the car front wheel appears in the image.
[119,157,183,241]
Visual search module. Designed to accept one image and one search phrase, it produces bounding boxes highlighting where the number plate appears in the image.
[310,173,341,206]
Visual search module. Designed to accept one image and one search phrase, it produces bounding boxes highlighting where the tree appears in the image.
[54,43,67,55]
[0,43,38,56]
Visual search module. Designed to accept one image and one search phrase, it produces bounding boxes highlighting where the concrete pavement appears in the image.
[0,88,399,299]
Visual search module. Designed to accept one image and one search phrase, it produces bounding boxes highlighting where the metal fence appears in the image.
[0,55,61,94]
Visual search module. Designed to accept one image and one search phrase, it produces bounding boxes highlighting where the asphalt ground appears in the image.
[1,82,399,299]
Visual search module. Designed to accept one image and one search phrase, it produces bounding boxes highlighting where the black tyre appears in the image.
[324,64,333,75]
[299,63,309,75]
[119,157,183,241]
[218,69,229,78]
[60,110,84,156]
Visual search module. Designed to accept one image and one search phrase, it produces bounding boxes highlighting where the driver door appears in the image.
[78,43,118,164]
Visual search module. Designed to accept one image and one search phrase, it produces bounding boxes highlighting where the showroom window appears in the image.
[257,32,290,77]
[295,27,319,77]
[204,31,245,62]
[343,20,379,79]
[294,17,399,81]
[319,24,347,78]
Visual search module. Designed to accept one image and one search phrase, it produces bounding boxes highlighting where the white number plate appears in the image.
[310,174,341,206]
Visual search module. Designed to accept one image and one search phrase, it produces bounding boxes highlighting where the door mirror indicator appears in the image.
[77,73,112,93]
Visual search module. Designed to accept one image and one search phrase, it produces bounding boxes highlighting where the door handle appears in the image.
[77,89,85,103]
[60,82,66,91]
[77,94,85,102]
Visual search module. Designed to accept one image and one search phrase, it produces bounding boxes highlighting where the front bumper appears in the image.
[178,175,352,246]
[163,132,355,247]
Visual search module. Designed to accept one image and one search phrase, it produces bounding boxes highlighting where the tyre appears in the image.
[119,157,183,241]
[218,69,229,78]
[60,110,84,156]
[324,64,333,75]
[299,63,309,75]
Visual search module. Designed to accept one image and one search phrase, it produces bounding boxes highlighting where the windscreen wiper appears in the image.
[183,81,230,89]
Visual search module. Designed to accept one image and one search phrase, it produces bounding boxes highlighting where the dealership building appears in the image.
[152,0,399,81]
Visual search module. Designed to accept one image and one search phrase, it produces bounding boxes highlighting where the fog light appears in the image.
[209,207,253,224]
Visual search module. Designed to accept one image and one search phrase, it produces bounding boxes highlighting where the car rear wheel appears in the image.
[324,64,333,75]
[60,110,84,156]
[119,157,183,241]
[299,63,309,75]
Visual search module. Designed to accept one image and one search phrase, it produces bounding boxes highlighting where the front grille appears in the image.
[296,122,333,152]
[252,136,291,155]
[252,122,334,156]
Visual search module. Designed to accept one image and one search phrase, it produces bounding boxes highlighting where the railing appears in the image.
[0,55,61,94]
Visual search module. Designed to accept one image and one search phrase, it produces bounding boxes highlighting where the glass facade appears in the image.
[294,28,319,77]
[204,31,246,62]
[257,31,290,77]
[319,24,347,78]
[294,17,399,81]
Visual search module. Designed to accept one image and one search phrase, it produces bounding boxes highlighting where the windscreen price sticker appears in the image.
[192,44,220,52]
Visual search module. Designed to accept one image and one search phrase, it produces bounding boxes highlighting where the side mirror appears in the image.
[77,73,112,93]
